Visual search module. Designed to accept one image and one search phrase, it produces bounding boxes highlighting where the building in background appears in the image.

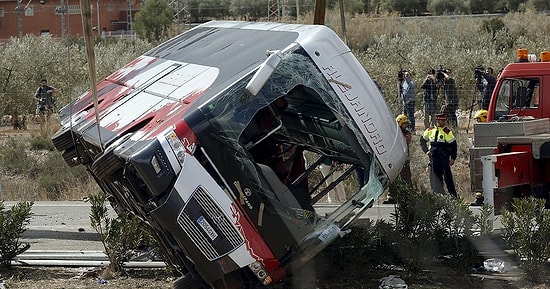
[0,0,141,40]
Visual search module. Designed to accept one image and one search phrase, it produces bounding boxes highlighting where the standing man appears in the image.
[421,69,438,130]
[34,78,57,115]
[420,113,458,197]
[401,71,416,132]
[396,114,412,185]
[470,109,488,206]
[441,69,459,130]
[478,67,497,110]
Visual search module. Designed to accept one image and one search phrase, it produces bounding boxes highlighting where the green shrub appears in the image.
[387,180,480,272]
[0,201,33,270]
[322,181,484,275]
[89,193,157,273]
[0,137,32,175]
[324,219,400,268]
[475,203,494,237]
[0,135,96,201]
[501,197,550,282]
[33,152,71,200]
[29,136,55,151]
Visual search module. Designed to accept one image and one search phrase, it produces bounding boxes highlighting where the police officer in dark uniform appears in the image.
[419,113,458,197]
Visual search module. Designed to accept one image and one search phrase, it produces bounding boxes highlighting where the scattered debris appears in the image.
[73,267,101,280]
[379,275,408,289]
[483,258,511,273]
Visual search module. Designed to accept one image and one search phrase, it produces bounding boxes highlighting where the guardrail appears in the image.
[13,250,166,268]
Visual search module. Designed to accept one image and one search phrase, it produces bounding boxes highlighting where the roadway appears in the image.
[7,201,497,252]
[8,201,395,252]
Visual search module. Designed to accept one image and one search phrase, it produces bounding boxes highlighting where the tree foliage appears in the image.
[470,0,502,14]
[133,0,175,43]
[427,0,468,15]
[157,0,550,19]
[0,37,152,121]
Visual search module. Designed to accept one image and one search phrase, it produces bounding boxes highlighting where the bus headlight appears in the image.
[248,261,272,285]
[165,130,186,164]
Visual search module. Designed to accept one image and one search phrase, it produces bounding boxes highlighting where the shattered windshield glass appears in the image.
[197,45,390,228]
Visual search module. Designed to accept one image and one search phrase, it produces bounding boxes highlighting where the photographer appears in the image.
[440,69,459,130]
[421,68,438,129]
[400,70,416,132]
[34,78,57,115]
[476,67,496,110]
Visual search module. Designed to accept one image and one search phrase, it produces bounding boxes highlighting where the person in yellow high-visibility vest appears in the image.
[474,109,488,122]
[420,113,458,197]
[470,109,488,205]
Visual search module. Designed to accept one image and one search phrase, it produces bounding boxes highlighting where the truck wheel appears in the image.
[90,148,123,181]
[62,148,79,167]
[52,127,75,151]
[62,146,93,167]
[173,274,207,289]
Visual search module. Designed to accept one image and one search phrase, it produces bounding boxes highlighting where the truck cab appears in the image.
[52,21,407,288]
[471,49,550,217]
[489,49,550,121]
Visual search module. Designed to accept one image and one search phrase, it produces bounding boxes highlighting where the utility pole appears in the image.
[126,0,132,32]
[338,0,347,44]
[170,0,189,23]
[96,0,100,32]
[295,0,299,21]
[61,0,66,38]
[16,0,22,37]
[313,0,325,25]
[55,0,67,39]
[267,0,281,21]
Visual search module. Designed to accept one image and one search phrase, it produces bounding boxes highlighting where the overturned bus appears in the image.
[52,21,407,288]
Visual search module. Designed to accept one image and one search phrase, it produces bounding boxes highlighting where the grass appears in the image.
[0,121,98,201]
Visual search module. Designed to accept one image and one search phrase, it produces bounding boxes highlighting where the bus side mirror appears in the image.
[246,50,282,96]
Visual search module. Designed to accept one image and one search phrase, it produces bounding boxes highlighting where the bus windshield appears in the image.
[190,45,390,244]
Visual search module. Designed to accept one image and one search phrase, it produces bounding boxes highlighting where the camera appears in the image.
[435,65,446,82]
[474,65,485,82]
[398,68,406,82]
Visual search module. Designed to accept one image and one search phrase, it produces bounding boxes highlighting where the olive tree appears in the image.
[0,37,68,123]
[427,0,469,15]
[133,0,175,43]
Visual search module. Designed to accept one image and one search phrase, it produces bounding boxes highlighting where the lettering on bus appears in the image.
[321,65,387,155]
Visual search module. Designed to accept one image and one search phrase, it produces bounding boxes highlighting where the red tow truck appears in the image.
[470,49,550,219]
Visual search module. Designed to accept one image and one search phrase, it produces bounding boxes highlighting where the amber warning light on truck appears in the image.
[517,48,550,62]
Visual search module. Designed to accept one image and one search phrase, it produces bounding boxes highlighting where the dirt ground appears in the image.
[0,263,547,289]
[0,267,174,289]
